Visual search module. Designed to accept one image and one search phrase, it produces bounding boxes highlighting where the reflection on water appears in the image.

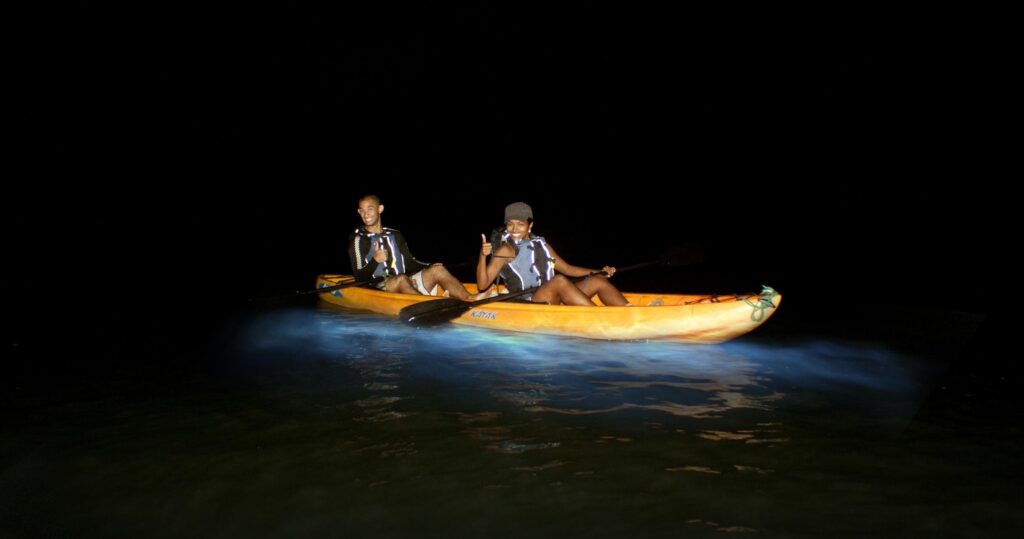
[229,308,947,487]
[237,307,933,425]
[5,306,1017,538]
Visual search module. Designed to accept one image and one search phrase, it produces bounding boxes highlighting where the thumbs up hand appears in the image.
[372,238,389,263]
[480,233,493,257]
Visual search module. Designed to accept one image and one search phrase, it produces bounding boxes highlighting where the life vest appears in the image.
[498,234,555,292]
[353,227,406,277]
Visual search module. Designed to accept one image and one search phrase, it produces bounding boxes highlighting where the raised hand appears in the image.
[480,233,492,257]
[372,238,389,263]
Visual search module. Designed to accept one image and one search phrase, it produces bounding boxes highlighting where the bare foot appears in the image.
[468,288,499,301]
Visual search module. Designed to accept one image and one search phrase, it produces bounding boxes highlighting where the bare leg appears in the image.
[575,275,630,306]
[385,274,419,294]
[532,275,595,306]
[419,265,469,299]
[419,264,494,300]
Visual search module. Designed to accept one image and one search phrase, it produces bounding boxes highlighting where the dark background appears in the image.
[8,5,1008,402]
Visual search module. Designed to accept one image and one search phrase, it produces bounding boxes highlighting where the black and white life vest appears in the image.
[353,227,406,278]
[498,234,556,292]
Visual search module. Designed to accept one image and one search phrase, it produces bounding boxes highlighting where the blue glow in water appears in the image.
[8,306,996,539]
[726,339,923,392]
[228,308,939,421]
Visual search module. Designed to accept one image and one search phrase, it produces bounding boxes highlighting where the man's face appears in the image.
[506,219,531,242]
[357,200,382,227]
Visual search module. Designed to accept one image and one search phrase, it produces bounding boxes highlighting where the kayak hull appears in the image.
[316,275,780,343]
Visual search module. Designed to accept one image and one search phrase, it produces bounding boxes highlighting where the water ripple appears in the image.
[230,307,937,422]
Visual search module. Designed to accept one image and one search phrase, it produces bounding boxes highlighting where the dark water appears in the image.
[2,305,1020,538]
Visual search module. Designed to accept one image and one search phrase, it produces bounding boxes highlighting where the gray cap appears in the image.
[504,202,533,222]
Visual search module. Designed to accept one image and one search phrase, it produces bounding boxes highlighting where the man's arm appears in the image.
[394,230,430,274]
[348,233,381,281]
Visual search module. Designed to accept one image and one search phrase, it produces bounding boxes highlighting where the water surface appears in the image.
[1,307,1018,537]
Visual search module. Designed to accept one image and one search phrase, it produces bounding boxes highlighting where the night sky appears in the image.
[10,5,1006,389]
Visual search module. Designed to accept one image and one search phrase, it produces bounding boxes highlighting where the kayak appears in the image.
[315,274,781,343]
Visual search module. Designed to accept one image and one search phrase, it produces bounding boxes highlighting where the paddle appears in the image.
[299,276,384,296]
[251,257,478,303]
[398,243,704,325]
[247,275,386,304]
[301,256,478,296]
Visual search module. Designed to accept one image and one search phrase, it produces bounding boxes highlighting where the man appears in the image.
[348,194,486,300]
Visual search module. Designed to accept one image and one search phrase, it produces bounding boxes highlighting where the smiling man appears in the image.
[348,194,486,300]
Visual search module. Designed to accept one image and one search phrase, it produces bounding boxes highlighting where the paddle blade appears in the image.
[399,298,473,325]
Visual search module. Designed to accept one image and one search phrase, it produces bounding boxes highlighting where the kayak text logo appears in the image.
[470,310,497,320]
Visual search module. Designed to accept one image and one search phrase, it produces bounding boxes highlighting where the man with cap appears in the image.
[476,201,630,306]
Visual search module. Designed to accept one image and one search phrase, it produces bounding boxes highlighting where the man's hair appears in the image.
[358,194,381,205]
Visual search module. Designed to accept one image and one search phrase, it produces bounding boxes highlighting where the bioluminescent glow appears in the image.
[227,307,939,421]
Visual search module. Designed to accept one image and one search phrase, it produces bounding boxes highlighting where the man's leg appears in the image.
[385,274,419,294]
[417,264,474,300]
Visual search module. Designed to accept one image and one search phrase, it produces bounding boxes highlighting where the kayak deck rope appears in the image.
[683,286,778,322]
[743,286,778,321]
[684,294,732,305]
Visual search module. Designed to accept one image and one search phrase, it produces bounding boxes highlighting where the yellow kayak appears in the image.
[316,274,780,343]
